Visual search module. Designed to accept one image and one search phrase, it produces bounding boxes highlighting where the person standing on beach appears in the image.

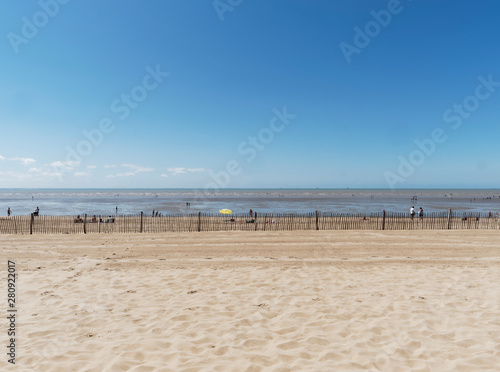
[410,206,415,220]
[418,207,424,220]
[249,209,253,218]
[7,207,11,216]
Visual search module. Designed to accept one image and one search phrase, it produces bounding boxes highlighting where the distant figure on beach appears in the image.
[489,211,492,218]
[116,206,118,215]
[155,211,159,217]
[410,206,415,220]
[34,207,40,216]
[249,209,253,218]
[74,215,84,223]
[419,208,424,219]
[152,210,155,217]
[91,215,97,223]
[7,208,11,216]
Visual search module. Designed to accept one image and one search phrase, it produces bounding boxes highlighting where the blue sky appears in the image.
[1,0,499,189]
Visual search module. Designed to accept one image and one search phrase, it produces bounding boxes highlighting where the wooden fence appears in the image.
[0,210,499,235]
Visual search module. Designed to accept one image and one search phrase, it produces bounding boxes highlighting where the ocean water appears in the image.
[0,189,499,216]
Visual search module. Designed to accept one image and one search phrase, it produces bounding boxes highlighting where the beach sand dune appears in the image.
[1,231,499,371]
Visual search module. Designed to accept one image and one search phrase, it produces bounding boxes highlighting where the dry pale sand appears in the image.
[1,230,500,371]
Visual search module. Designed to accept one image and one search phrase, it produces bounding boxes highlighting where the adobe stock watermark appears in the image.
[385,74,500,188]
[203,106,296,195]
[51,65,169,180]
[213,0,243,21]
[7,0,71,54]
[339,0,408,64]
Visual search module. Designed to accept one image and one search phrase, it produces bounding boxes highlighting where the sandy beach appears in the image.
[1,230,500,371]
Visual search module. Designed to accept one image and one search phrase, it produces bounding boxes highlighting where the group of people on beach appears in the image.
[410,206,424,220]
[4,207,39,216]
[74,215,115,223]
[226,209,257,223]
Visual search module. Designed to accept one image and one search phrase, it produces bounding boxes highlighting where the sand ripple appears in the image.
[1,231,499,371]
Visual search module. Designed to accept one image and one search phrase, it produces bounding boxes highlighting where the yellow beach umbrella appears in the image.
[219,209,233,214]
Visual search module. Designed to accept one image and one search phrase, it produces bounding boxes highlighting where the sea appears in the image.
[0,189,499,217]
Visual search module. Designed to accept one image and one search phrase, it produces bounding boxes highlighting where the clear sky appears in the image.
[1,0,499,189]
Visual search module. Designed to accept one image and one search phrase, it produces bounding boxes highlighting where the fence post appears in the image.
[83,214,87,234]
[140,211,143,233]
[447,209,452,230]
[315,210,319,230]
[382,210,386,231]
[198,212,201,232]
[30,213,34,235]
[254,212,258,231]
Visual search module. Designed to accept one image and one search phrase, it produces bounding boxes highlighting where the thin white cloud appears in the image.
[160,174,168,178]
[121,163,155,172]
[40,171,62,178]
[0,155,5,161]
[48,160,80,170]
[31,161,77,178]
[104,164,117,168]
[167,167,210,176]
[167,167,187,175]
[87,165,97,169]
[74,171,90,177]
[0,170,32,180]
[10,157,36,166]
[106,164,154,178]
[0,162,67,181]
[120,172,136,177]
[107,172,136,178]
